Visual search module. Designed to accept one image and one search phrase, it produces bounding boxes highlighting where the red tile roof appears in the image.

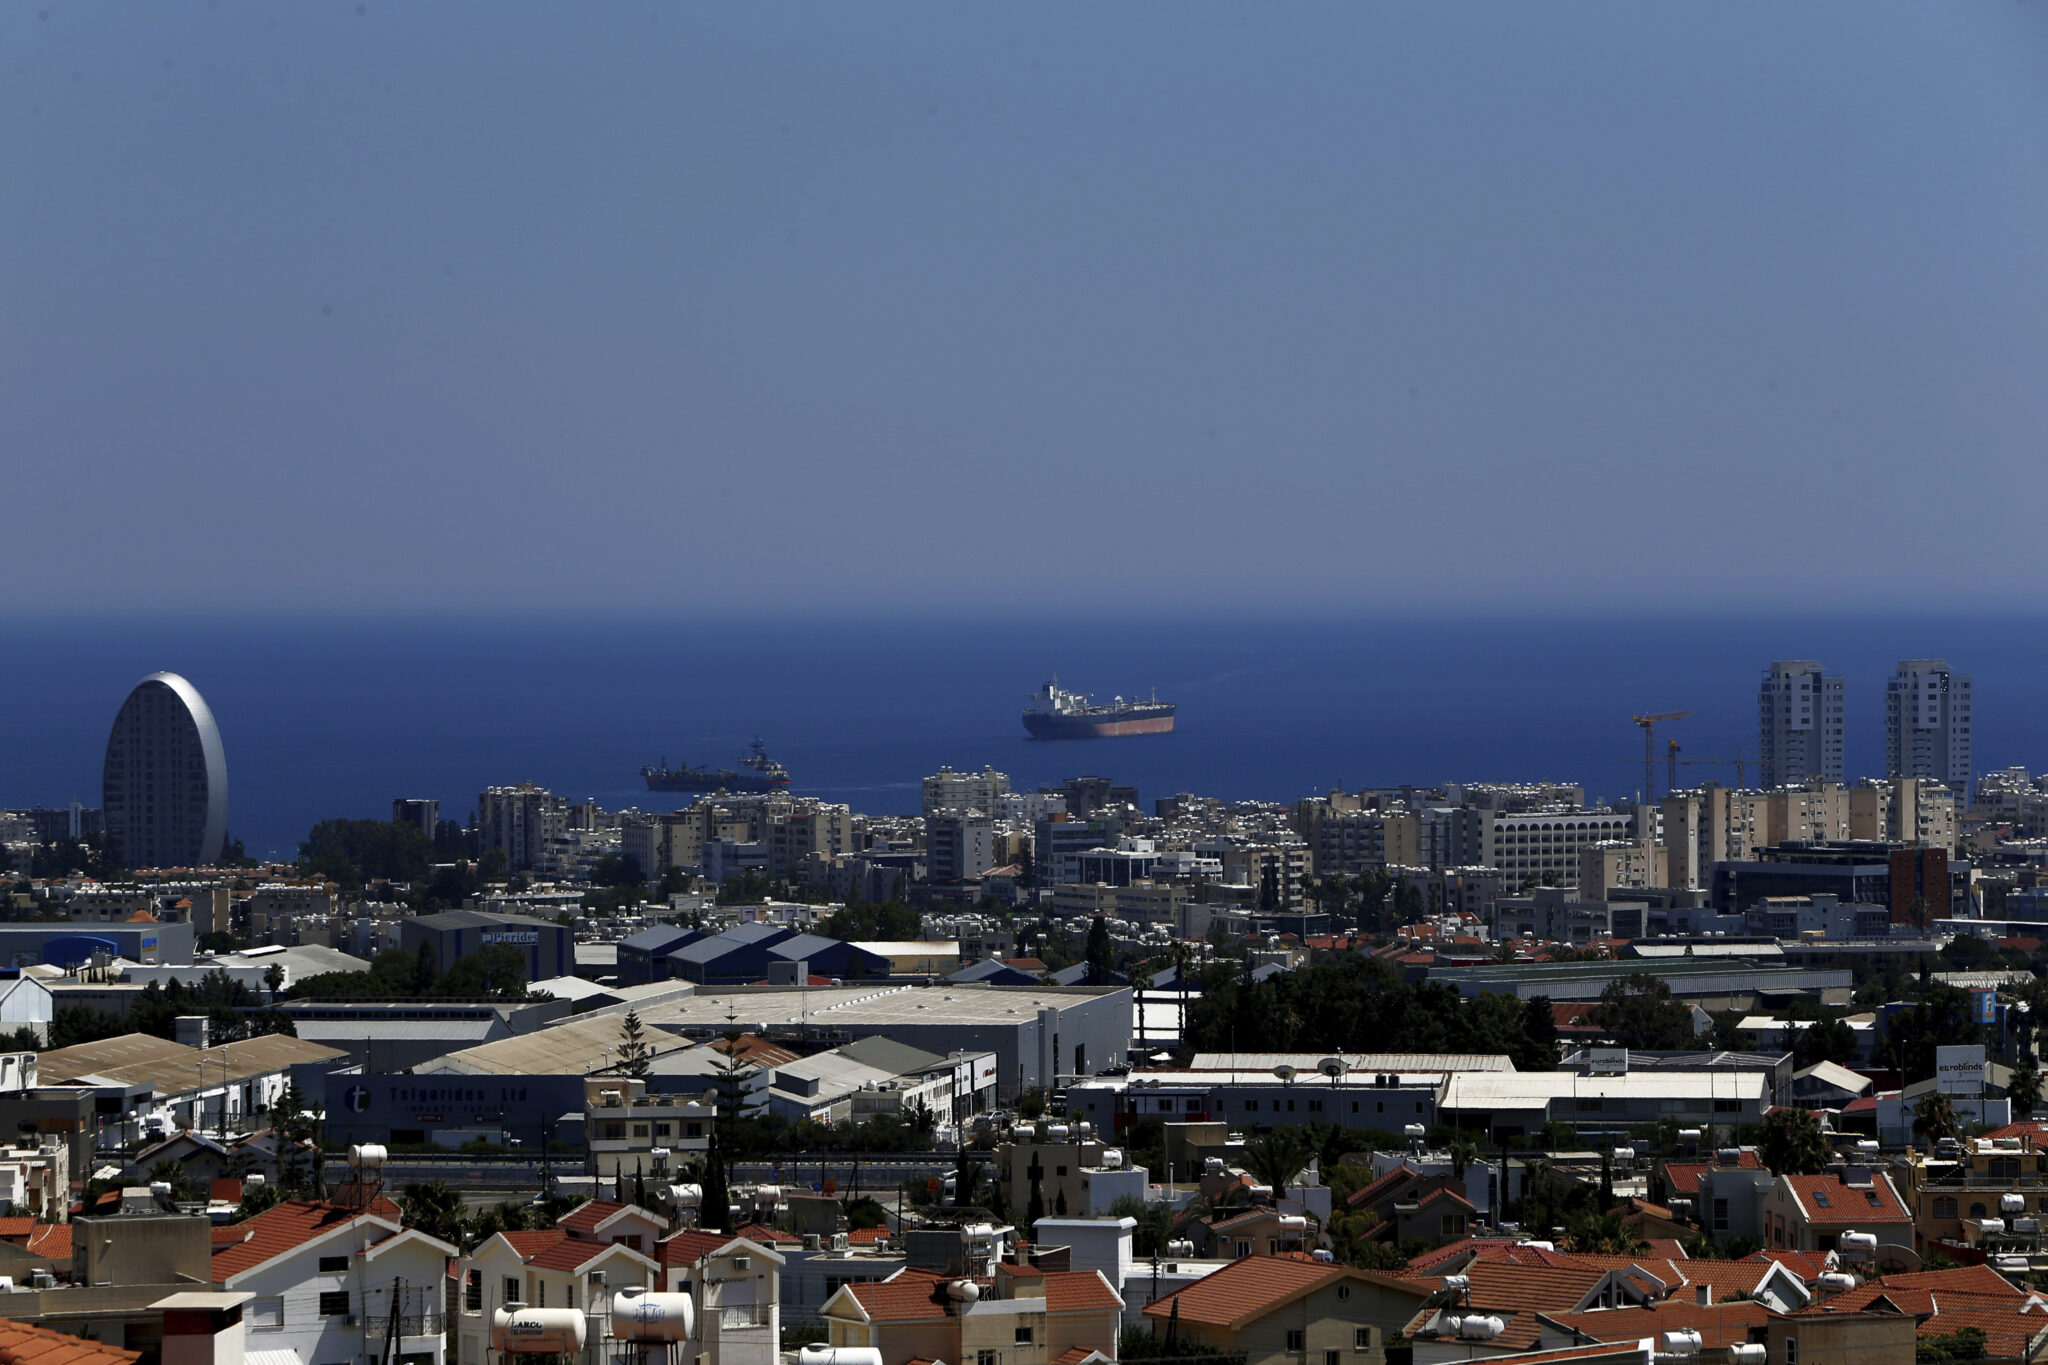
[1912,1304,2048,1358]
[1044,1270,1123,1315]
[658,1229,736,1268]
[559,1200,632,1233]
[0,1319,141,1365]
[731,1221,800,1246]
[1746,1249,1830,1282]
[1475,1343,1650,1365]
[1779,1172,1909,1224]
[25,1224,71,1260]
[1875,1264,2026,1301]
[1543,1300,1770,1350]
[1348,1164,1422,1209]
[844,1270,958,1323]
[501,1229,569,1258]
[1148,1254,1426,1329]
[0,1217,37,1242]
[211,1226,252,1248]
[1447,1261,1609,1315]
[528,1238,630,1273]
[211,1198,402,1281]
[1979,1120,2048,1146]
[847,1226,891,1244]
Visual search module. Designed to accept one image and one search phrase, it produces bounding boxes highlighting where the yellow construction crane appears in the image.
[1631,711,1692,801]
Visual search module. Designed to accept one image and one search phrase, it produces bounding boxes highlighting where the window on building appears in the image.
[1015,1327,1034,1345]
[1236,1240,1252,1258]
[504,1277,520,1304]
[318,1291,350,1317]
[1712,1199,1730,1231]
[1785,1337,1797,1365]
[979,1352,997,1365]
[249,1297,284,1330]
[1247,1100,1259,1112]
[465,1271,483,1313]
[318,1255,348,1273]
[1354,1329,1373,1351]
[1286,1330,1305,1352]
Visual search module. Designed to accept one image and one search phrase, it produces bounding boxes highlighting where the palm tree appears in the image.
[1447,1138,1479,1182]
[147,1159,198,1202]
[952,1151,986,1209]
[401,1180,465,1249]
[2010,1055,2042,1118]
[1913,1092,1964,1147]
[1243,1128,1312,1199]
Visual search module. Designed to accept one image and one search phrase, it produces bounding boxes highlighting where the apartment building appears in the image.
[1483,809,1635,887]
[923,766,1012,819]
[1887,659,1973,798]
[1758,660,1846,788]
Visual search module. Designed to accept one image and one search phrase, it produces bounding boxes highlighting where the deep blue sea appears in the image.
[3,614,2044,861]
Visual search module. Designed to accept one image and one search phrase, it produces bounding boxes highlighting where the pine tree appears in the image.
[1085,916,1114,986]
[617,1011,652,1078]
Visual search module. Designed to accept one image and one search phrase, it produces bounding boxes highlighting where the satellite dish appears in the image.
[1273,1064,1297,1084]
[1317,1057,1347,1080]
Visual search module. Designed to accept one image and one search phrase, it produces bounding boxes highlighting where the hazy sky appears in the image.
[6,3,2046,613]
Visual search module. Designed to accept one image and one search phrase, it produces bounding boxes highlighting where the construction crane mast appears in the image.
[1681,752,1750,788]
[1631,711,1692,801]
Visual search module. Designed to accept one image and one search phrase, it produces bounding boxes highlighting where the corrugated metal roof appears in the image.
[1187,1052,1515,1072]
[1441,1071,1769,1106]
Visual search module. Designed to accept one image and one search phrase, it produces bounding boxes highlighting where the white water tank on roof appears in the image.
[1815,1274,1857,1293]
[947,1280,981,1303]
[2002,1194,2026,1215]
[799,1350,885,1365]
[492,1308,586,1354]
[350,1144,388,1169]
[1661,1329,1703,1355]
[669,1184,703,1209]
[1456,1316,1504,1341]
[1277,1215,1308,1233]
[1728,1346,1767,1365]
[611,1289,694,1342]
[1837,1232,1877,1254]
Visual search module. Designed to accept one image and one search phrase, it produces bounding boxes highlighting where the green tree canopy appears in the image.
[1588,974,1695,1051]
[1757,1107,1833,1176]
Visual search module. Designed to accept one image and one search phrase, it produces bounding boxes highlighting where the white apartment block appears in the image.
[1887,659,1973,798]
[922,765,1011,819]
[1757,660,1845,787]
[1482,809,1634,886]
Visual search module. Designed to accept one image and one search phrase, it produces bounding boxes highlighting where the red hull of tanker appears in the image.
[1023,711,1176,739]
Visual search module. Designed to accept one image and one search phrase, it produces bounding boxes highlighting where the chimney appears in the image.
[153,1291,252,1365]
[1696,1284,1713,1307]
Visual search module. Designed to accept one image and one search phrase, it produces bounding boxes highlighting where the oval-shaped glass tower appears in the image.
[102,672,229,868]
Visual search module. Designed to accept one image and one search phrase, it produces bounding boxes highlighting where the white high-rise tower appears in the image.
[1757,660,1845,788]
[1886,659,1973,798]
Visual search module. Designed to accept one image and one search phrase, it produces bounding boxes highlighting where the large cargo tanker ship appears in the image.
[1022,679,1176,740]
[642,739,791,793]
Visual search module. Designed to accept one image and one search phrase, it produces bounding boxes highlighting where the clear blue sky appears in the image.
[5,3,2045,613]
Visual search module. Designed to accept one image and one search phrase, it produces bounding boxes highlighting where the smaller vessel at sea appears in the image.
[642,738,792,793]
[1023,679,1176,740]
